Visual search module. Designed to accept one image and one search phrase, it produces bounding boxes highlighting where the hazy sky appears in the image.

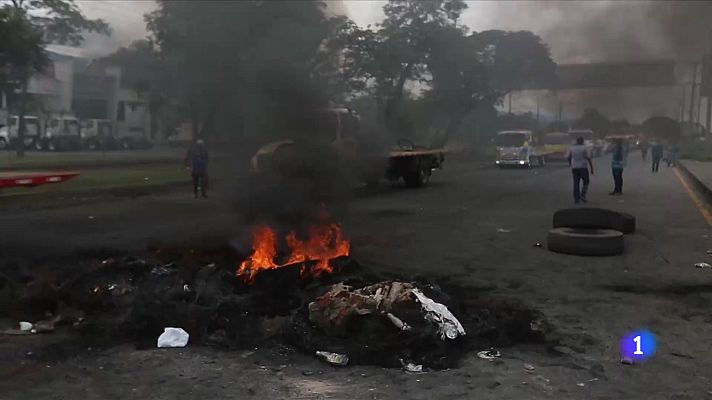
[76,1,712,65]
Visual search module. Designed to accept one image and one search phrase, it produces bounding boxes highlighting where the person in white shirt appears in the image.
[567,137,595,204]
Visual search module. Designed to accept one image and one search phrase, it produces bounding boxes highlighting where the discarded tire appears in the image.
[553,208,635,234]
[547,228,624,256]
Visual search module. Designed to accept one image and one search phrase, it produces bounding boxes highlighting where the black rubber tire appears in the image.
[547,227,624,256]
[0,137,8,150]
[553,207,635,234]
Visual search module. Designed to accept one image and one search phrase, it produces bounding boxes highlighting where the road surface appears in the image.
[1,154,711,399]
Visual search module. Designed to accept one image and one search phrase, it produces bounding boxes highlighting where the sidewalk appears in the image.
[679,159,712,204]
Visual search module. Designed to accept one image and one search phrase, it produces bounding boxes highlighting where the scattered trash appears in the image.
[183,284,191,292]
[101,258,116,265]
[302,370,314,376]
[621,356,634,365]
[386,312,411,331]
[695,262,712,269]
[412,288,466,340]
[477,348,501,360]
[107,284,118,291]
[496,228,511,233]
[144,177,150,181]
[19,322,33,331]
[315,351,349,366]
[308,281,465,340]
[151,266,175,276]
[28,315,60,334]
[400,359,424,373]
[88,216,95,220]
[157,327,190,348]
[576,382,585,387]
[706,250,712,256]
[523,363,535,372]
[205,263,216,268]
[533,242,542,248]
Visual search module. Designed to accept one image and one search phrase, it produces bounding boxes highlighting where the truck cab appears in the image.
[80,119,113,150]
[0,115,41,150]
[494,130,546,167]
[38,115,82,151]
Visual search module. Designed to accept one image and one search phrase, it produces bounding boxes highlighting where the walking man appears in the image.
[651,141,663,173]
[185,139,209,198]
[567,137,594,204]
[609,138,626,195]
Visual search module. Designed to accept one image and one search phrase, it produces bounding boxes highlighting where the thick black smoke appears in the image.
[487,1,712,123]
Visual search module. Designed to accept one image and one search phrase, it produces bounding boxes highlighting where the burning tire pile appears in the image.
[1,223,554,370]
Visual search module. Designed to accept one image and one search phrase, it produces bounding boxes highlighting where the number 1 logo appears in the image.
[633,335,644,355]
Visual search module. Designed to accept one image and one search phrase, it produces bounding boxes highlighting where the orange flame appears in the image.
[237,223,350,283]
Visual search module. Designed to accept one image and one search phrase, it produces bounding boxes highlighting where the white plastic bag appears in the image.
[157,327,189,348]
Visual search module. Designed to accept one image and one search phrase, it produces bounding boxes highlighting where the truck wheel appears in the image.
[553,208,636,234]
[403,163,430,187]
[48,139,58,152]
[34,139,44,151]
[0,138,7,150]
[547,228,624,256]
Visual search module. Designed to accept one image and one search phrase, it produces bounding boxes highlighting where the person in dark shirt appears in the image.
[650,141,663,173]
[609,139,627,195]
[185,139,209,198]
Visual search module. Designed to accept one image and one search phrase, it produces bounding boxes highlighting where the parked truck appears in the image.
[0,115,42,150]
[35,115,82,151]
[494,130,548,168]
[249,108,446,187]
[80,119,113,150]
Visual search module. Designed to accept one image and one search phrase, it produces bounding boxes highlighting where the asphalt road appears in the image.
[1,153,711,399]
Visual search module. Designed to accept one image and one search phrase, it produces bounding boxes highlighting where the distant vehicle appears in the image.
[250,108,446,187]
[0,115,41,150]
[494,130,548,168]
[36,115,82,151]
[80,119,113,150]
[114,125,152,150]
[568,129,603,157]
[543,132,571,161]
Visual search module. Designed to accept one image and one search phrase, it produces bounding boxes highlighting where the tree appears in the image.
[146,0,340,140]
[1,0,109,156]
[340,0,467,137]
[426,28,555,144]
[642,116,681,142]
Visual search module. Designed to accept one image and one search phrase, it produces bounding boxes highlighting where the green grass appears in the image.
[0,148,185,170]
[0,164,187,197]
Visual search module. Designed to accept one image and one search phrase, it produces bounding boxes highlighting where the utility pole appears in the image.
[536,97,540,122]
[508,92,512,114]
[681,86,686,123]
[558,102,563,122]
[689,62,698,124]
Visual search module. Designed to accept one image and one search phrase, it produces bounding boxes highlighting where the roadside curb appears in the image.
[678,161,712,206]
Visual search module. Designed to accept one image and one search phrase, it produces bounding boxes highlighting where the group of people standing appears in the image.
[567,137,677,204]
